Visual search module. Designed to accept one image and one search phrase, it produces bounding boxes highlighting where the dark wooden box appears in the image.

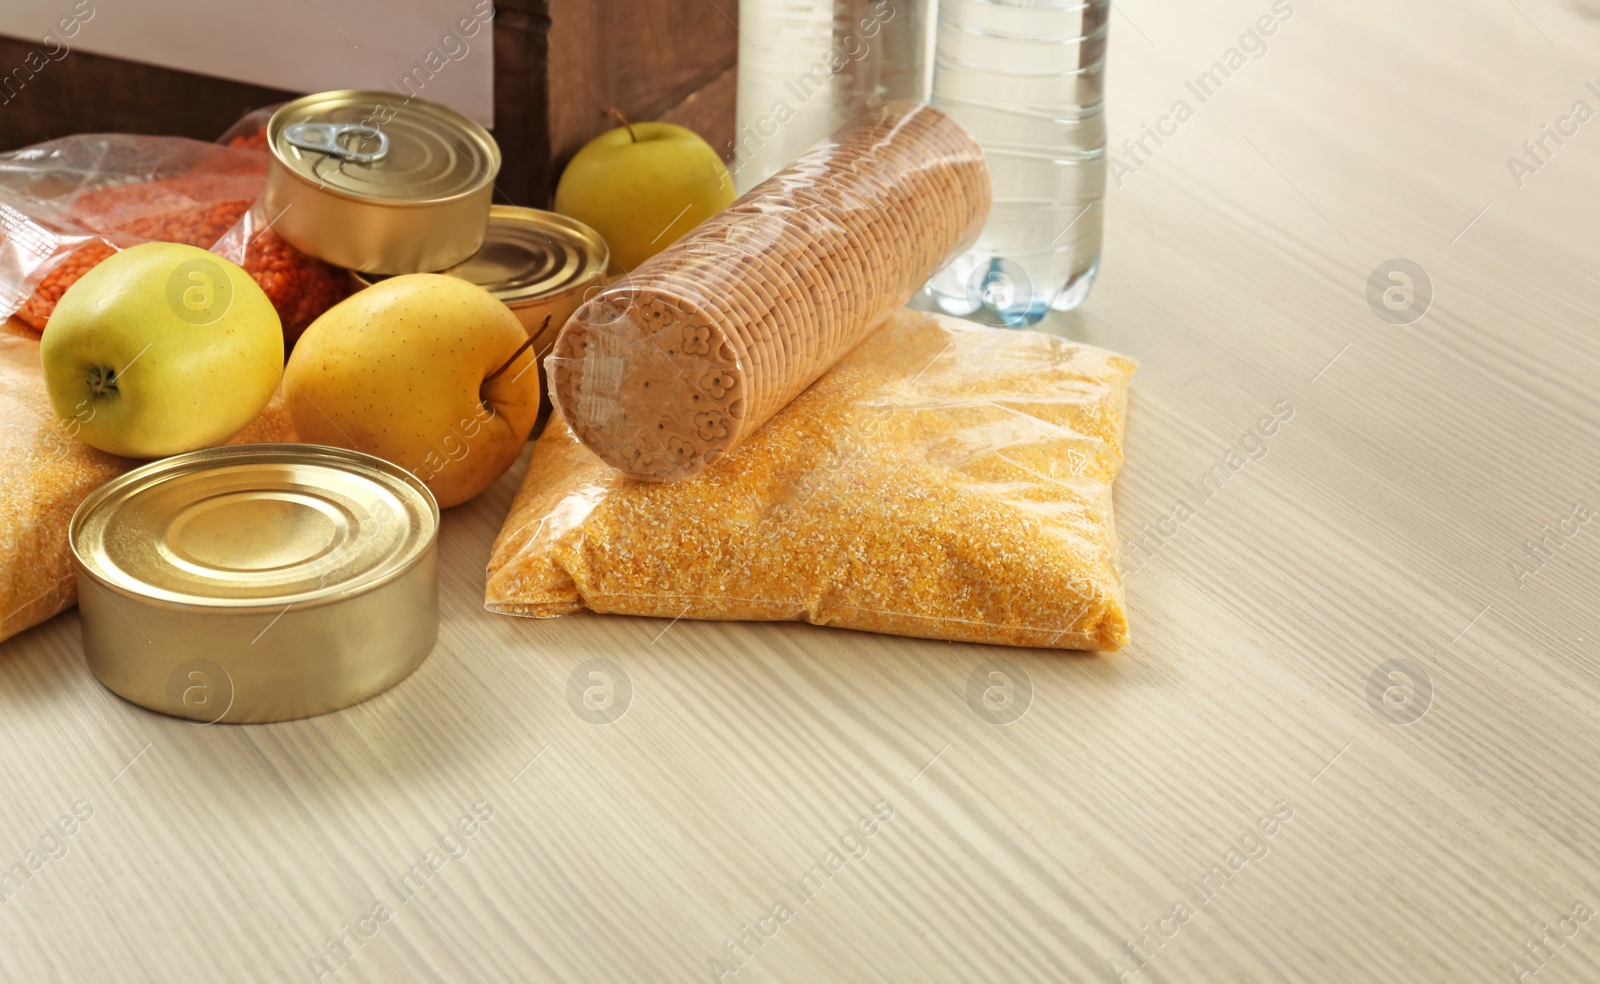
[0,0,738,206]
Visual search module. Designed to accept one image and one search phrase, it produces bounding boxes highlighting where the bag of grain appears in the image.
[487,308,1136,651]
[0,334,296,643]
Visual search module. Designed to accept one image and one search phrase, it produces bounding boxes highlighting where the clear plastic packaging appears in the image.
[487,308,1136,651]
[548,101,992,482]
[218,105,278,152]
[0,334,296,644]
[0,118,348,340]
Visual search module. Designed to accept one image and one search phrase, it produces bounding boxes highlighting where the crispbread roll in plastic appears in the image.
[548,101,991,481]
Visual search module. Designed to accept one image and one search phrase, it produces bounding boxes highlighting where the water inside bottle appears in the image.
[734,0,928,193]
[923,0,1108,325]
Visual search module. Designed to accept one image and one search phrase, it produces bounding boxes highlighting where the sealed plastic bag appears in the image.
[0,334,296,644]
[487,308,1136,651]
[0,121,347,339]
[217,105,277,152]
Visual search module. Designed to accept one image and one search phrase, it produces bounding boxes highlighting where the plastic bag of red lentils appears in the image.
[218,105,278,153]
[0,113,347,341]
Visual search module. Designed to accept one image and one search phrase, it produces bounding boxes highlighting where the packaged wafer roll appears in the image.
[548,101,991,482]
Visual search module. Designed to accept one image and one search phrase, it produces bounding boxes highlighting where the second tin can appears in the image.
[351,206,608,361]
[264,89,500,275]
[69,444,439,724]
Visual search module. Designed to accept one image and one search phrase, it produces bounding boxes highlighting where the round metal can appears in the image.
[351,206,608,361]
[264,89,500,275]
[69,444,439,724]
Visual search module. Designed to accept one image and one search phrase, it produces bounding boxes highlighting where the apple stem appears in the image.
[481,320,546,392]
[606,107,638,143]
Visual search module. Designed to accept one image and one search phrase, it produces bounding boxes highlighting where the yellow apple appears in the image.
[41,242,283,459]
[554,118,735,274]
[284,274,540,508]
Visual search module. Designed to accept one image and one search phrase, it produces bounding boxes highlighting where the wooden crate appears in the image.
[0,0,738,207]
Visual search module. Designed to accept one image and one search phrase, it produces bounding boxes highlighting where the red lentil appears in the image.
[227,129,271,153]
[13,148,347,340]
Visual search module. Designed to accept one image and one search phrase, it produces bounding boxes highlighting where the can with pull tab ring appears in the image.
[263,89,500,276]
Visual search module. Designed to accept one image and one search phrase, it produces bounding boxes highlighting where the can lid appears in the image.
[452,208,608,305]
[70,444,438,609]
[268,90,499,205]
[358,207,608,305]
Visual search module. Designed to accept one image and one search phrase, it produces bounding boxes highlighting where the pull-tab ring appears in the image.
[283,122,390,164]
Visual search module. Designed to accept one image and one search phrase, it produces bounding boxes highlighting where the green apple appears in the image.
[283,274,541,509]
[554,115,736,274]
[41,242,283,459]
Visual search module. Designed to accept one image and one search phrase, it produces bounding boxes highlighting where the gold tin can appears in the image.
[264,89,500,275]
[69,444,439,724]
[351,206,608,362]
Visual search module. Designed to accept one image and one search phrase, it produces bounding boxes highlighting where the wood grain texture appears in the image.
[3,0,1600,981]
[657,65,738,160]
[0,0,737,209]
[545,0,740,197]
[0,36,297,144]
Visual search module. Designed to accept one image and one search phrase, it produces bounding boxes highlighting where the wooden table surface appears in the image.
[5,1,1600,981]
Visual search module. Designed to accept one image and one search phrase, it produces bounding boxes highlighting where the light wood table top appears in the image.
[5,1,1600,981]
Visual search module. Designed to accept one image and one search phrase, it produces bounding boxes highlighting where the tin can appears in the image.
[69,444,439,724]
[264,90,500,276]
[350,206,608,361]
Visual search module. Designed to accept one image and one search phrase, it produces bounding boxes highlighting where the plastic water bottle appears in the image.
[923,0,1108,325]
[734,0,928,193]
